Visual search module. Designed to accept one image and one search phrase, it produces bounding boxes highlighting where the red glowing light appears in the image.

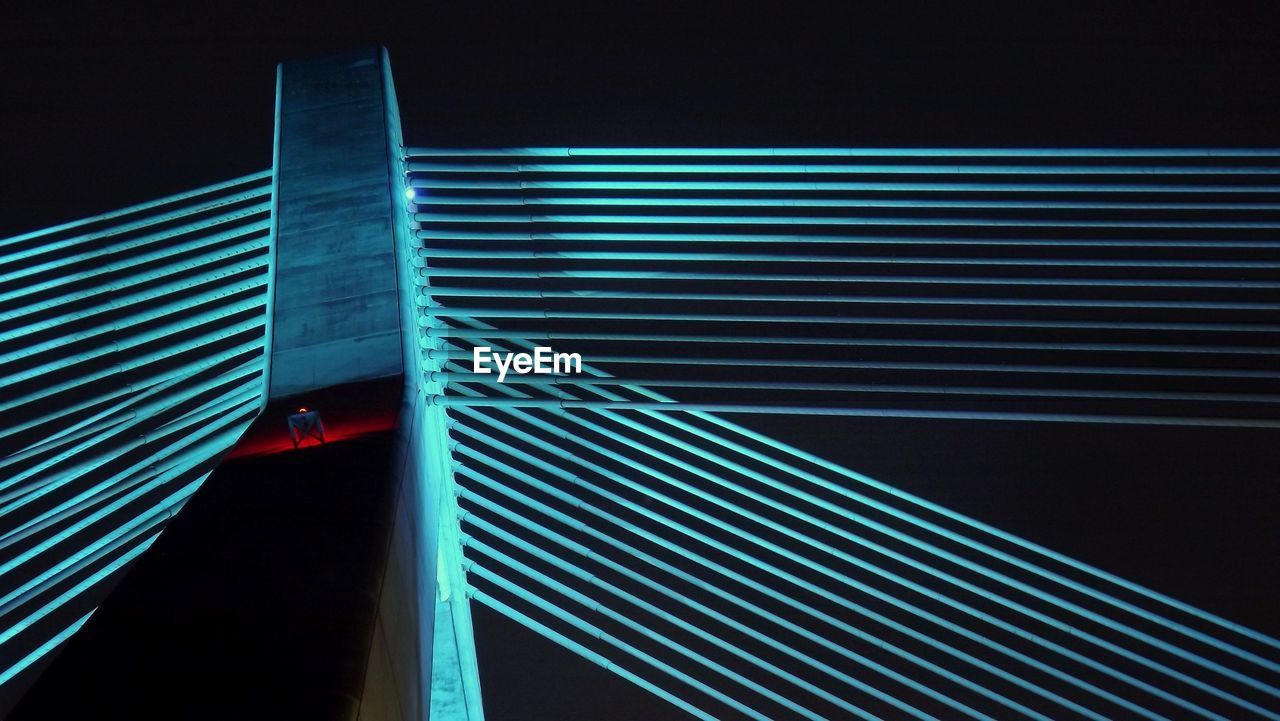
[225,378,401,459]
[227,408,397,459]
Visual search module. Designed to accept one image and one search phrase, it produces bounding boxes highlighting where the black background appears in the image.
[3,3,1279,719]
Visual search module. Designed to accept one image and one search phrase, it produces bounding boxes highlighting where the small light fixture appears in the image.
[404,187,416,200]
[287,407,326,449]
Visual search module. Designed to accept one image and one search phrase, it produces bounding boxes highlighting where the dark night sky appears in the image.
[3,3,1279,719]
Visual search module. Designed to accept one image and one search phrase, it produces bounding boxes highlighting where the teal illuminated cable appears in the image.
[451,392,1188,706]
[0,522,162,647]
[0,318,264,416]
[453,322,1280,666]
[415,177,1280,195]
[0,409,240,532]
[465,550,854,721]
[430,350,1280,382]
[456,469,1132,720]
[0,290,257,370]
[0,371,259,514]
[420,266,1280,290]
[0,507,171,617]
[413,147,1280,719]
[0,472,155,557]
[415,247,1280,270]
[0,242,268,324]
[417,234,1280,253]
[453,428,1235,719]
[460,488,1077,721]
[446,357,1271,715]
[406,146,1280,157]
[430,374,1280,406]
[0,183,268,258]
[0,373,261,536]
[0,288,265,367]
[0,168,275,704]
[450,428,1185,720]
[639,402,1280,669]
[150,376,261,433]
[0,170,270,250]
[423,286,1280,312]
[16,351,263,431]
[0,216,269,303]
[0,265,267,344]
[422,194,1280,211]
[0,203,268,283]
[469,566,785,721]
[0,416,135,477]
[448,358,1280,700]
[0,386,130,445]
[406,160,1280,175]
[0,404,252,578]
[469,588,717,721]
[419,252,1280,275]
[419,308,1280,335]
[706,409,1280,654]
[423,330,1279,357]
[436,397,1280,430]
[0,374,260,500]
[0,452,228,586]
[458,508,903,719]
[416,210,1280,230]
[462,319,1280,661]
[2,307,264,391]
[0,341,264,447]
[1,300,266,386]
[0,610,94,687]
[558,402,1280,691]
[438,352,1280,382]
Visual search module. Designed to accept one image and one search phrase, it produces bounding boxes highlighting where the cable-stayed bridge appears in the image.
[1,48,1277,720]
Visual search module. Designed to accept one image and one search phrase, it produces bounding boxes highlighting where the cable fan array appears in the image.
[405,148,1280,719]
[0,172,271,697]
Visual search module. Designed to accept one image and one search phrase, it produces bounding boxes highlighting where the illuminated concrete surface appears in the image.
[268,49,403,399]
